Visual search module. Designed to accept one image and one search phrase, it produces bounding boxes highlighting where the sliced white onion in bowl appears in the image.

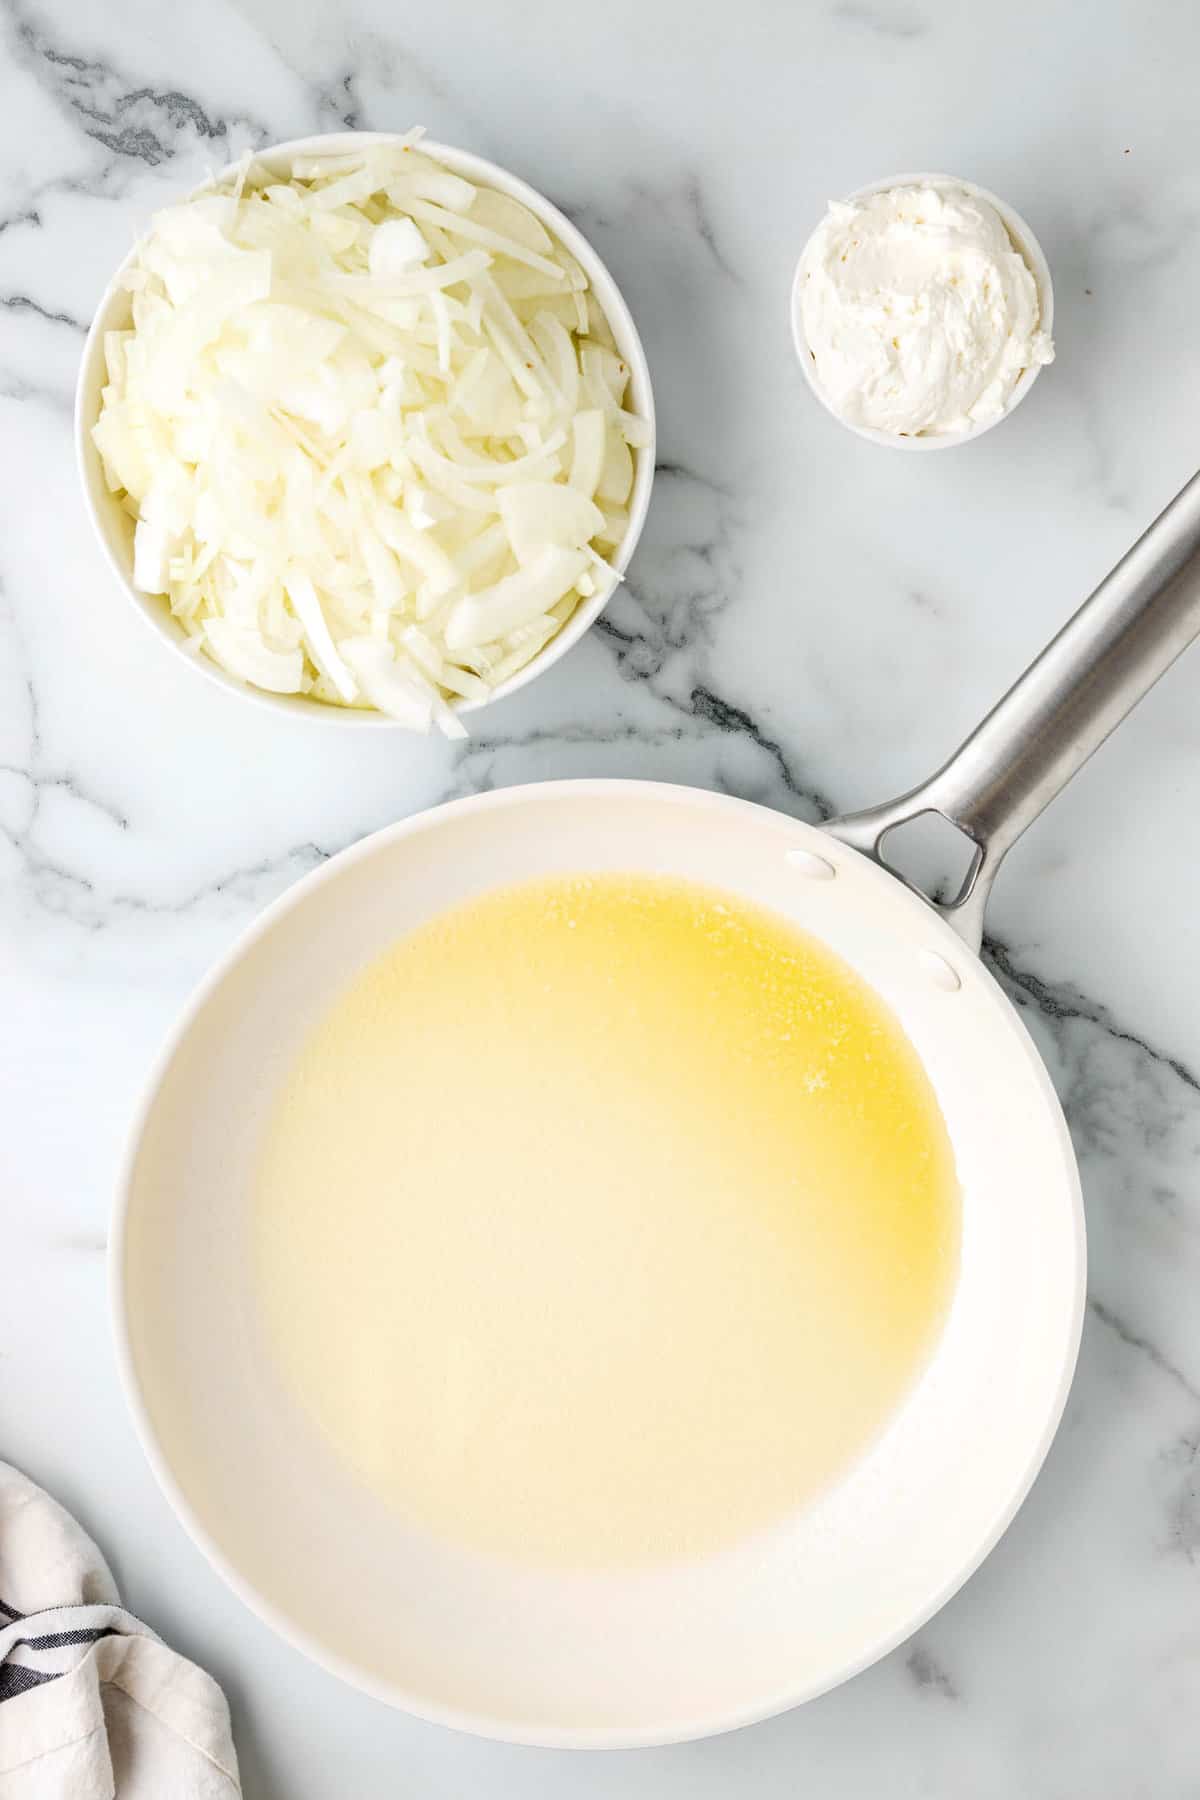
[83,130,655,734]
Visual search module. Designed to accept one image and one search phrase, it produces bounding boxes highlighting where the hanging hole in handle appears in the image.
[875,809,982,909]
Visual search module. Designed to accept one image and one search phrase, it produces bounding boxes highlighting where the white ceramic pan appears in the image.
[114,472,1200,1747]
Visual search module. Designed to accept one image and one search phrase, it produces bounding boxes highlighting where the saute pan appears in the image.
[115,471,1200,1746]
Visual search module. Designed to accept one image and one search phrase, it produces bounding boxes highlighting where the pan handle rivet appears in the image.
[919,949,962,992]
[786,848,837,880]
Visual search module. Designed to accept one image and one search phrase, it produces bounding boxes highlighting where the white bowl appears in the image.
[75,132,656,727]
[791,172,1054,451]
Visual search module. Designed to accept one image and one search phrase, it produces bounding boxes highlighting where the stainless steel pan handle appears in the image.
[825,470,1200,953]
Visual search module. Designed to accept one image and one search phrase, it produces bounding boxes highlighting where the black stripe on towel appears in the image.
[9,1626,117,1652]
[0,1663,58,1701]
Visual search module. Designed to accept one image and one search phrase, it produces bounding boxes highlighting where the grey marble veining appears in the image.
[3,0,1200,1793]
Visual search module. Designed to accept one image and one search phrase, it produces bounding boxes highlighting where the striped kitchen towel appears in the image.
[0,1462,240,1798]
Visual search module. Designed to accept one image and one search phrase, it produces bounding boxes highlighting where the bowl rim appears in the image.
[789,170,1055,452]
[74,130,656,728]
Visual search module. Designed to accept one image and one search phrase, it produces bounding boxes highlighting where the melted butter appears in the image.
[254,874,960,1567]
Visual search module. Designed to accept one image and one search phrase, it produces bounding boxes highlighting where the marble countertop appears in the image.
[4,0,1200,1791]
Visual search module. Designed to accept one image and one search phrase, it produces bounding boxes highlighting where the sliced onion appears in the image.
[204,618,304,692]
[444,546,588,650]
[92,138,648,732]
[498,483,603,563]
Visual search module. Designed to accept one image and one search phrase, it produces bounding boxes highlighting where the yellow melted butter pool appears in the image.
[254,873,960,1567]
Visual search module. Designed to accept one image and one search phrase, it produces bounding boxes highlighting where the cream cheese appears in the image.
[799,183,1053,437]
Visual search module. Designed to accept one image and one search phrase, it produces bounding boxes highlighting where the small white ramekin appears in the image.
[75,132,656,728]
[790,171,1054,452]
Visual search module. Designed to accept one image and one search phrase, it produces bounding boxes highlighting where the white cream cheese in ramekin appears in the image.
[798,183,1054,438]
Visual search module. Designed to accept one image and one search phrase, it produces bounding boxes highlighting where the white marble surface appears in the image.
[3,0,1200,1791]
